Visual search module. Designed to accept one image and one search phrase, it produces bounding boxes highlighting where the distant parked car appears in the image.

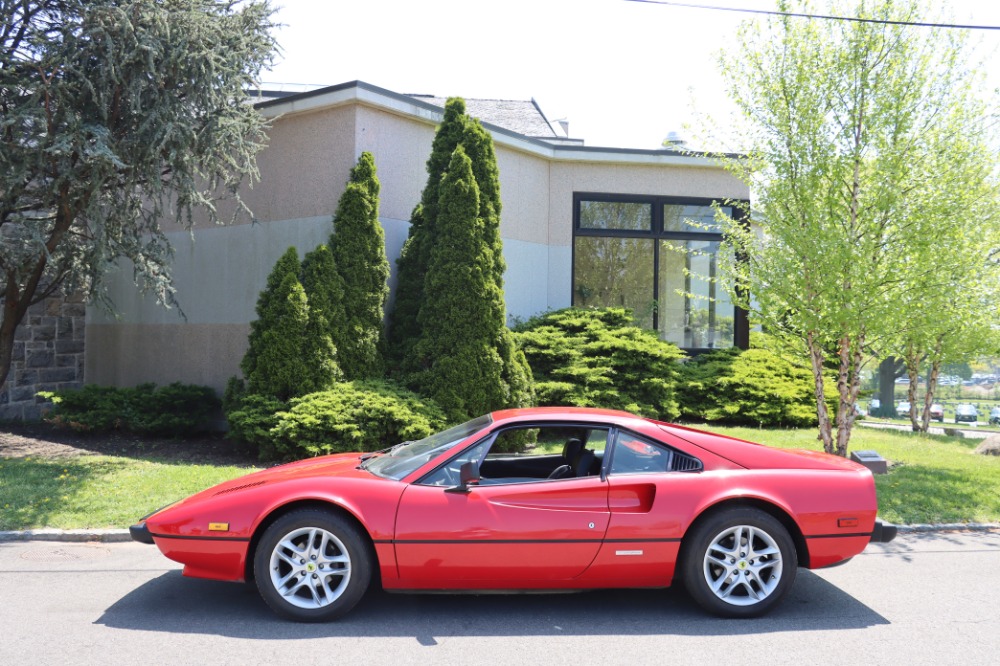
[869,398,881,414]
[955,404,978,424]
[896,401,911,416]
[989,407,1000,426]
[929,404,944,422]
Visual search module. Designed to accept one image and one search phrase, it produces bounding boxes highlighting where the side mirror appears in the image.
[446,461,480,493]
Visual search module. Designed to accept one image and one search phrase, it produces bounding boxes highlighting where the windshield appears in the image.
[362,414,493,480]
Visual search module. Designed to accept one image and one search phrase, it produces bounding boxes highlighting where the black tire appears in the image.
[253,508,372,622]
[680,507,797,618]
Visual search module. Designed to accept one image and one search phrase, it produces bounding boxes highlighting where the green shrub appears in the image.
[225,393,289,460]
[514,307,685,420]
[226,381,448,460]
[677,346,833,427]
[39,383,220,436]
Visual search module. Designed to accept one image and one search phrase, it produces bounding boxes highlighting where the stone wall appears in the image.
[0,294,86,421]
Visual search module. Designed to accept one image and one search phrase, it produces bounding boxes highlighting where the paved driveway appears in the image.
[1,531,998,665]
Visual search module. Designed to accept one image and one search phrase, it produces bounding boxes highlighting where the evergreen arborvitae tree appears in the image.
[242,247,341,401]
[299,244,345,390]
[461,119,506,285]
[390,97,533,414]
[329,152,390,379]
[300,244,344,338]
[389,98,470,366]
[245,273,312,400]
[242,247,302,384]
[412,147,503,417]
[412,147,531,419]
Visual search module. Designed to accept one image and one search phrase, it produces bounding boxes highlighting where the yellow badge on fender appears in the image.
[208,523,229,532]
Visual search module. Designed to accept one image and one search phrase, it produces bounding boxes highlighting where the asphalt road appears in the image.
[1,531,998,665]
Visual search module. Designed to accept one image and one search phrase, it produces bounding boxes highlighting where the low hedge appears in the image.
[226,380,448,460]
[514,307,685,420]
[677,347,831,427]
[38,383,220,437]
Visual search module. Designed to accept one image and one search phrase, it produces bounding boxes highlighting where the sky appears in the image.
[262,0,1000,151]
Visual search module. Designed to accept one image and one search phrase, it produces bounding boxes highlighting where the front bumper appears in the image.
[869,519,898,543]
[129,522,155,545]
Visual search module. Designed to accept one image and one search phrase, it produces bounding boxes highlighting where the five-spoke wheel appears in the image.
[254,509,371,622]
[681,507,796,618]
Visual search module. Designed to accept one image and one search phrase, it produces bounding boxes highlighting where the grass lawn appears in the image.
[0,455,257,531]
[1,425,998,530]
[699,424,1000,525]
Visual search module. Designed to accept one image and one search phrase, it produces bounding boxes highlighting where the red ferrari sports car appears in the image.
[131,407,896,621]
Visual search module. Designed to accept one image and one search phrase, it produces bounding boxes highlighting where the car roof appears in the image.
[489,406,651,429]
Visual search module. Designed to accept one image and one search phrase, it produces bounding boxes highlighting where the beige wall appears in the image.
[86,323,248,392]
[547,161,748,246]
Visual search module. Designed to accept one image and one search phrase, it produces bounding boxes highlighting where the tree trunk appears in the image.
[920,338,944,433]
[877,357,897,417]
[904,344,921,432]
[807,331,834,455]
[0,283,30,390]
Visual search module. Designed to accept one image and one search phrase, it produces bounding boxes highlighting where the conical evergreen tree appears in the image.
[242,247,341,401]
[389,98,533,413]
[241,247,302,383]
[329,152,390,379]
[389,98,470,366]
[412,147,506,418]
[300,244,343,339]
[245,273,310,400]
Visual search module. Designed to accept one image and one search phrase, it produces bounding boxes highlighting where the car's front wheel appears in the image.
[681,507,797,618]
[253,508,372,622]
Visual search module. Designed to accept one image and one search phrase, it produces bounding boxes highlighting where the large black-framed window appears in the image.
[572,193,749,352]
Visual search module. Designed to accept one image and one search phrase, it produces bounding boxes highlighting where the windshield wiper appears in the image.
[357,441,414,469]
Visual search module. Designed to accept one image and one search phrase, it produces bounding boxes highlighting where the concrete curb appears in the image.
[1,523,997,543]
[895,523,1000,533]
[0,529,132,543]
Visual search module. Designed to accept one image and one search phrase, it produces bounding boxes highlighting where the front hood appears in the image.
[207,452,363,493]
[163,452,366,511]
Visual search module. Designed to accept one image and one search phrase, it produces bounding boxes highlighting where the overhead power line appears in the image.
[623,0,1000,31]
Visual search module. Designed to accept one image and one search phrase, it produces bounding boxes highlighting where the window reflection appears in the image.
[573,237,655,328]
[663,205,730,233]
[659,240,734,348]
[579,201,652,231]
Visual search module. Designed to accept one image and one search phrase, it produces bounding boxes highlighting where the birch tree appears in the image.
[714,0,999,455]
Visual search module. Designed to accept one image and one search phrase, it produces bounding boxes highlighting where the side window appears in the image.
[610,431,702,475]
[420,425,609,486]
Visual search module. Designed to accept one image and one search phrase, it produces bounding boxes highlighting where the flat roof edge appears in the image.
[254,80,743,167]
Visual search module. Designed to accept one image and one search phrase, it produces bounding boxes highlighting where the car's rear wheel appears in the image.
[253,508,371,622]
[681,507,796,618]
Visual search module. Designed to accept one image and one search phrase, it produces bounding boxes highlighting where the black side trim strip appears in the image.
[805,532,872,540]
[150,533,251,543]
[387,538,682,545]
[605,538,682,544]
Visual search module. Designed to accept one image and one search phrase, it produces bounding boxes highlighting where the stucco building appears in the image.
[81,80,749,393]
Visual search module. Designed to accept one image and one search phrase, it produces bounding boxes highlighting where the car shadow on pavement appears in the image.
[95,569,887,640]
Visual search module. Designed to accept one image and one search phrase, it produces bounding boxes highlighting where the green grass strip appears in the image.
[0,455,256,530]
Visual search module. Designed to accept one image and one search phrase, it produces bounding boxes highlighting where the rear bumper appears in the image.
[869,519,898,543]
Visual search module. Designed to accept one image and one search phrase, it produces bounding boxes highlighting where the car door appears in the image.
[393,424,611,586]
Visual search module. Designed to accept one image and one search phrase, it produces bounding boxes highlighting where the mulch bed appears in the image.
[0,422,259,466]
